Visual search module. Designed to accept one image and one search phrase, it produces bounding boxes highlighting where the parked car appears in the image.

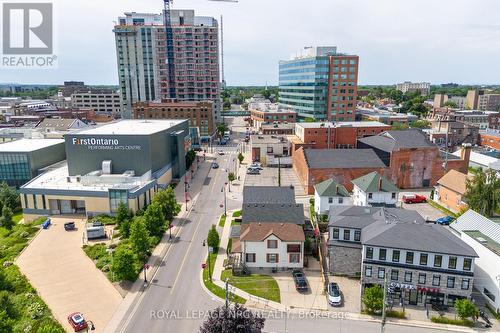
[249,163,263,170]
[292,270,308,292]
[244,136,250,143]
[220,140,227,145]
[247,168,260,175]
[327,282,342,306]
[217,150,225,155]
[436,215,454,225]
[402,194,427,204]
[64,222,76,231]
[211,162,219,169]
[68,312,88,332]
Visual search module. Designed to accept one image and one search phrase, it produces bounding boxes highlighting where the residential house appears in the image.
[452,210,500,312]
[327,206,477,307]
[314,178,351,216]
[434,170,472,213]
[351,171,399,207]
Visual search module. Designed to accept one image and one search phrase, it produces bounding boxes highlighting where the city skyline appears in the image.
[0,0,499,86]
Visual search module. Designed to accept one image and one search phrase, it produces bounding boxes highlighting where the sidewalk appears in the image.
[103,155,209,333]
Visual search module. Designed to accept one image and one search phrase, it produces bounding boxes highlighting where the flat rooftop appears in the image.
[296,121,389,129]
[0,139,64,152]
[73,119,187,136]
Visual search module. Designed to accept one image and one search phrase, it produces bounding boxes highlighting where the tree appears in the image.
[237,153,244,165]
[443,100,459,108]
[464,168,499,217]
[120,218,132,238]
[116,202,131,232]
[261,89,271,99]
[216,123,229,138]
[112,246,137,281]
[207,225,219,251]
[143,202,165,238]
[199,304,265,333]
[130,217,150,260]
[304,237,312,254]
[228,172,236,188]
[0,206,13,230]
[362,285,384,313]
[36,323,65,333]
[410,120,430,129]
[186,150,196,169]
[454,299,477,321]
[152,187,180,227]
[0,183,20,212]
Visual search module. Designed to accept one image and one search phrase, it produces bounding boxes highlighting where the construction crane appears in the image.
[163,0,238,99]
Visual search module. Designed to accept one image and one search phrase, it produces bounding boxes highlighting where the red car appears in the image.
[402,194,427,204]
[68,312,88,332]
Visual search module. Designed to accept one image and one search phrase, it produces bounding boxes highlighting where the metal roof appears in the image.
[303,149,386,169]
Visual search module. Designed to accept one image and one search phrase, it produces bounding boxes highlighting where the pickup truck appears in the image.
[402,194,427,204]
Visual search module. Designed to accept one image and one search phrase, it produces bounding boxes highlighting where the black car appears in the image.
[212,162,219,169]
[292,270,308,292]
[64,222,76,231]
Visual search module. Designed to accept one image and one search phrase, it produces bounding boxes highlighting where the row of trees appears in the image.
[111,187,181,281]
[464,168,499,218]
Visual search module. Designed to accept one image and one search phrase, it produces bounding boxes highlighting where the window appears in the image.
[266,253,278,263]
[463,258,472,271]
[338,197,344,204]
[343,229,350,240]
[332,228,339,239]
[368,193,373,199]
[365,266,372,277]
[379,249,387,261]
[432,275,441,286]
[328,197,333,204]
[447,277,455,288]
[392,250,400,262]
[366,247,373,259]
[418,273,426,284]
[267,147,273,154]
[461,278,470,290]
[109,189,128,213]
[391,193,396,199]
[419,253,428,266]
[434,255,442,268]
[404,272,412,282]
[354,230,361,242]
[378,268,385,279]
[245,253,256,262]
[448,257,457,269]
[289,253,300,263]
[484,287,495,302]
[406,252,414,264]
[391,270,399,281]
[267,240,278,249]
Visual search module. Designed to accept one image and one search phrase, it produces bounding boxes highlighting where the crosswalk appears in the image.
[207,144,242,155]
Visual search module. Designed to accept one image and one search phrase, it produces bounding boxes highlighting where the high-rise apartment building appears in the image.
[113,10,220,125]
[466,89,500,111]
[71,90,121,116]
[395,81,430,95]
[279,46,359,121]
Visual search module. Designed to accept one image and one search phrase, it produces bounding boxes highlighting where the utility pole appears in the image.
[381,273,389,333]
[225,278,229,308]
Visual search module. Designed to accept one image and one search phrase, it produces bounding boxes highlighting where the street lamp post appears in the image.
[221,182,227,216]
[202,239,212,281]
[143,263,150,283]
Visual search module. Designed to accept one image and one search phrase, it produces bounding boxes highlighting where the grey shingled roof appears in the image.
[303,149,386,169]
[358,129,435,152]
[243,186,295,204]
[242,203,304,225]
[351,171,399,193]
[314,178,350,197]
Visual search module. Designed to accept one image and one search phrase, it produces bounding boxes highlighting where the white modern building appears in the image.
[314,178,351,215]
[396,81,431,95]
[452,210,500,312]
[351,171,399,207]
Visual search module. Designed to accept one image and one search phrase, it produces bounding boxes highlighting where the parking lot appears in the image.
[16,216,122,332]
[244,166,307,197]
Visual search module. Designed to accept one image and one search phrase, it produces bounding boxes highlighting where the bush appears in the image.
[386,310,406,319]
[232,210,242,218]
[431,316,473,327]
[89,215,116,225]
[455,298,477,320]
[362,285,383,313]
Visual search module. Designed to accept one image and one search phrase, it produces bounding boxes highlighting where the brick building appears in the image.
[489,113,500,130]
[250,108,296,130]
[133,100,214,139]
[479,130,500,150]
[291,121,390,153]
[261,123,295,135]
[434,170,471,213]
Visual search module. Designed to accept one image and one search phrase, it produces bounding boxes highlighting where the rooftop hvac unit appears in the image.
[102,160,112,174]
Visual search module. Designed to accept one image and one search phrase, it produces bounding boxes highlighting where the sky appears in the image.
[1,0,500,86]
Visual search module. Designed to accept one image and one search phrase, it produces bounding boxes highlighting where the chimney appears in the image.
[378,176,383,191]
[460,143,472,169]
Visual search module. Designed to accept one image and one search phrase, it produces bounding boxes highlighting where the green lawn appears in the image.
[427,200,458,218]
[12,211,23,223]
[232,210,242,218]
[218,214,227,227]
[221,269,281,303]
[203,253,246,304]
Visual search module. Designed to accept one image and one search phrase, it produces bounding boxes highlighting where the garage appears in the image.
[49,199,86,215]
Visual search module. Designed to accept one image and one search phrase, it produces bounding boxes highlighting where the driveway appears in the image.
[398,190,444,221]
[328,276,361,313]
[244,167,307,197]
[16,216,122,332]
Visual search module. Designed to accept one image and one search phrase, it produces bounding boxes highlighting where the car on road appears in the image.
[64,222,76,231]
[247,168,260,175]
[402,194,427,204]
[436,215,454,225]
[217,150,225,155]
[211,162,219,169]
[292,270,308,292]
[68,312,88,332]
[249,163,263,170]
[244,136,250,143]
[327,282,342,306]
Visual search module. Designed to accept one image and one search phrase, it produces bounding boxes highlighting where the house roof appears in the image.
[240,223,305,242]
[303,149,386,169]
[452,210,500,256]
[36,118,79,130]
[437,170,471,195]
[328,206,477,257]
[242,186,295,204]
[314,178,350,197]
[351,171,398,193]
[242,203,304,225]
[358,129,435,152]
